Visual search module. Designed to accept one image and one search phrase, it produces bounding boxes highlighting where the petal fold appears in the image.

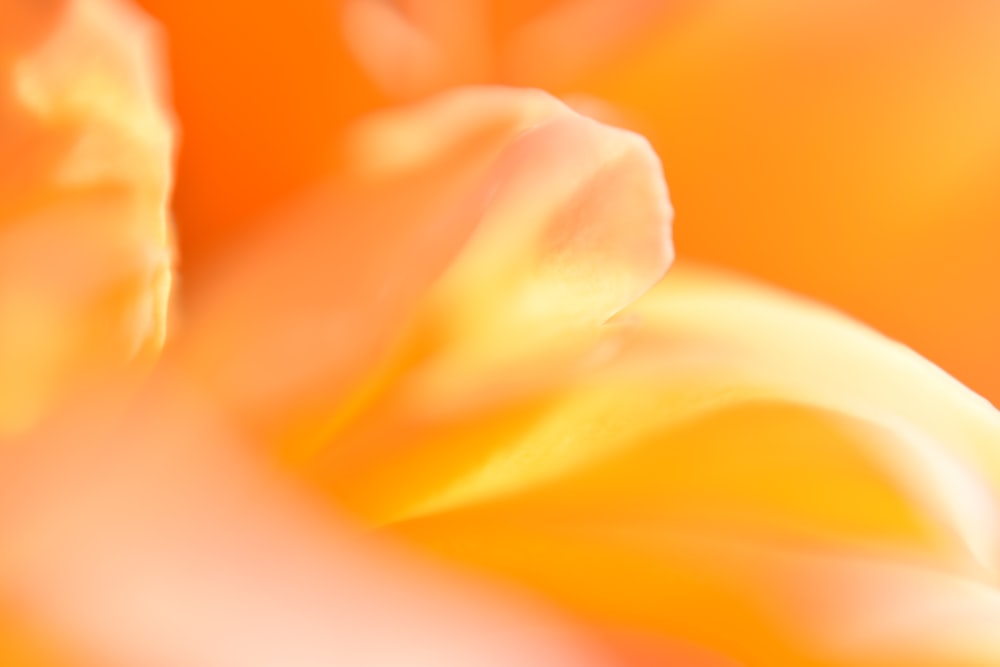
[182,86,672,452]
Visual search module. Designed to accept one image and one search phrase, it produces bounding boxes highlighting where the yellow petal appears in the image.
[182,87,672,451]
[0,0,175,434]
[397,87,674,412]
[352,265,1000,564]
[325,265,997,568]
[355,263,1000,665]
[628,264,1000,571]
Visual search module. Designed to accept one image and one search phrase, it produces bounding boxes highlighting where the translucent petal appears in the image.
[326,264,998,573]
[356,263,1000,665]
[0,0,175,434]
[181,87,672,451]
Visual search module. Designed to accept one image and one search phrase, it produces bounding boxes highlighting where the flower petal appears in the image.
[0,0,175,434]
[353,265,1000,665]
[395,507,1000,666]
[181,87,672,452]
[0,375,619,666]
[533,0,1000,404]
[627,264,1000,572]
[324,264,999,572]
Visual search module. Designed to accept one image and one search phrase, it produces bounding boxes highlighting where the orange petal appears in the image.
[0,374,619,666]
[136,0,382,266]
[521,0,1000,405]
[180,87,672,453]
[0,0,175,434]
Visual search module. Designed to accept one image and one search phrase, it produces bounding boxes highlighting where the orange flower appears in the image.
[341,0,1000,406]
[177,85,1000,665]
[137,0,1000,405]
[2,1,1000,666]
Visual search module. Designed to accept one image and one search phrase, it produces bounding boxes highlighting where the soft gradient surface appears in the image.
[1,1,999,666]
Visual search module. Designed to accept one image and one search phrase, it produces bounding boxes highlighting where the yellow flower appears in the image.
[2,1,1000,666]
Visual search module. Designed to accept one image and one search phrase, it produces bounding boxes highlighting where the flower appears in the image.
[137,0,1000,405]
[2,1,1000,666]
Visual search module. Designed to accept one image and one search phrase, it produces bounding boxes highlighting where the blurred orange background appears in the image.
[135,0,1000,405]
